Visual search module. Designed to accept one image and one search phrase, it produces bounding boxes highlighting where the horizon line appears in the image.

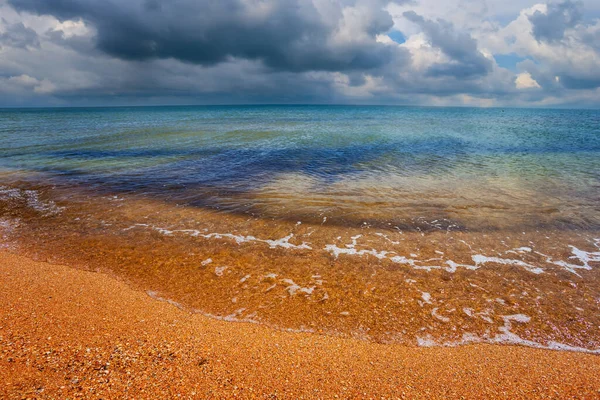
[1,103,599,112]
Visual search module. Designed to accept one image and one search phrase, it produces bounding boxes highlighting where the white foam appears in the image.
[240,274,251,283]
[147,290,318,334]
[200,232,312,250]
[147,290,186,309]
[504,314,531,323]
[375,232,400,245]
[416,335,437,347]
[389,255,418,268]
[416,313,600,354]
[477,310,494,324]
[311,275,324,285]
[432,307,450,323]
[123,223,148,231]
[129,223,600,280]
[440,260,479,273]
[534,246,600,276]
[281,279,315,296]
[569,246,600,268]
[124,224,312,250]
[325,236,545,274]
[201,258,213,266]
[516,247,532,252]
[472,255,544,274]
[206,307,250,322]
[265,283,277,292]
[421,292,432,304]
[325,234,390,260]
[0,187,64,216]
[0,187,21,201]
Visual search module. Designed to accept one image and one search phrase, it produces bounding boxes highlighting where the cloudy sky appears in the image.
[1,0,599,107]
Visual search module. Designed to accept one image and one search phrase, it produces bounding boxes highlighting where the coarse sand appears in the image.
[1,251,599,399]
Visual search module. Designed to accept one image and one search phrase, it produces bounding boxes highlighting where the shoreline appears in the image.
[1,250,599,398]
[2,182,600,349]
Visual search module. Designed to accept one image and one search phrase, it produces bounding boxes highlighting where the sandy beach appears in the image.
[2,0,600,395]
[1,250,599,399]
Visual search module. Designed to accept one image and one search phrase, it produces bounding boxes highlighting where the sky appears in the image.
[0,0,599,108]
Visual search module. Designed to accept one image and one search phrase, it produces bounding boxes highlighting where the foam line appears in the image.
[124,224,312,250]
[417,314,600,354]
[325,237,543,274]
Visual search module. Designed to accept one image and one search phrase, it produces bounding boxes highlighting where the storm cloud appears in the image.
[403,11,493,78]
[0,20,39,49]
[529,0,583,42]
[8,0,409,72]
[1,0,599,107]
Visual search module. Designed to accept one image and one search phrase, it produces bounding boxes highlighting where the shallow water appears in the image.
[1,105,599,351]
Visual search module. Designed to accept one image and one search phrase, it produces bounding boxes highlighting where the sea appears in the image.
[1,105,599,352]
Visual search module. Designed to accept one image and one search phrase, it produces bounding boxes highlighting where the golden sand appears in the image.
[1,251,599,399]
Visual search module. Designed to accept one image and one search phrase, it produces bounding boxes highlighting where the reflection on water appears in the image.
[0,106,599,351]
[2,106,599,229]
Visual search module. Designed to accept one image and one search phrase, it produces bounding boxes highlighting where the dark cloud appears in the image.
[529,0,583,43]
[517,59,562,92]
[518,57,600,91]
[2,0,599,107]
[45,25,97,55]
[403,11,492,79]
[559,75,600,89]
[581,28,600,52]
[0,20,39,49]
[8,0,409,72]
[517,2,600,91]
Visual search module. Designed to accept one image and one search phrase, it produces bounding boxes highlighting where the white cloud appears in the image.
[515,72,541,88]
[8,74,38,86]
[51,19,94,38]
[5,74,57,94]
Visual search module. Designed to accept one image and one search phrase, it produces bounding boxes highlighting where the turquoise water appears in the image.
[1,105,599,230]
[1,105,600,350]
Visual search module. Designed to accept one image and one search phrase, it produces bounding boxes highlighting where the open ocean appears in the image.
[1,105,599,351]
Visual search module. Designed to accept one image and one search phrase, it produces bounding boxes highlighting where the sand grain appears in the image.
[1,251,599,399]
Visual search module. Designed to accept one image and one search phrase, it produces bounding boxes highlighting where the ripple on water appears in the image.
[0,182,599,353]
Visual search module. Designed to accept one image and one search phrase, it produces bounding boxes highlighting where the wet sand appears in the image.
[1,251,599,399]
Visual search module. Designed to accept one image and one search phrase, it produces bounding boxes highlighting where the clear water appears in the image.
[1,105,599,351]
[2,105,599,229]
